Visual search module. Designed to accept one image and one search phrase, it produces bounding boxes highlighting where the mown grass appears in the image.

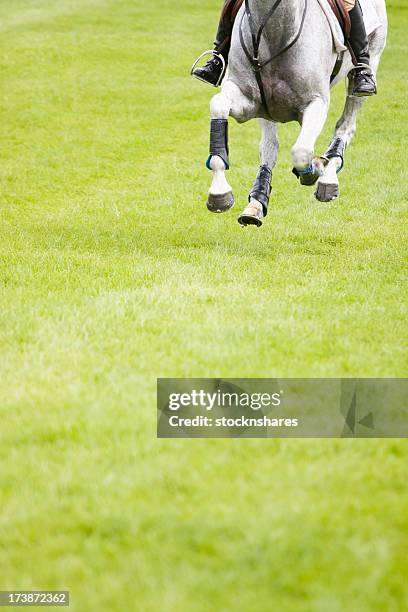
[0,1,407,610]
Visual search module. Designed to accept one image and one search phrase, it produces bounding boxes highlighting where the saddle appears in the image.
[326,0,368,83]
[326,0,351,40]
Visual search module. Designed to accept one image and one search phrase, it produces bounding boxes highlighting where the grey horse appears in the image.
[205,0,387,227]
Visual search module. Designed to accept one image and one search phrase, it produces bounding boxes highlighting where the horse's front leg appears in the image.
[316,25,386,203]
[315,95,365,202]
[206,90,234,213]
[291,97,329,185]
[238,119,278,228]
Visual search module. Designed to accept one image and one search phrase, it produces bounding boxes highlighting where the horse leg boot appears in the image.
[239,120,278,227]
[316,95,364,202]
[292,97,329,184]
[206,91,234,213]
[192,0,244,87]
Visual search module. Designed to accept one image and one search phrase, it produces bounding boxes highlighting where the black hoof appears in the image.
[315,183,339,202]
[299,172,320,186]
[207,191,234,213]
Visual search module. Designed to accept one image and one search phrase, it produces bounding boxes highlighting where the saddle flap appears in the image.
[317,0,382,56]
[326,0,351,39]
[316,0,347,53]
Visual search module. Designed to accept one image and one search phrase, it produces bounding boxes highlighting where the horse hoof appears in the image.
[207,191,235,213]
[293,158,324,187]
[315,183,339,202]
[300,172,320,186]
[238,202,264,227]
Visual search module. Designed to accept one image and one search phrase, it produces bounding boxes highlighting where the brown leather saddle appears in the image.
[327,0,352,40]
[326,0,358,78]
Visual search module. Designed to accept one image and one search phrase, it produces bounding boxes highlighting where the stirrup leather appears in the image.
[190,50,226,88]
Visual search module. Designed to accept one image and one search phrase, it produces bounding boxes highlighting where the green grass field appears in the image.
[0,1,407,610]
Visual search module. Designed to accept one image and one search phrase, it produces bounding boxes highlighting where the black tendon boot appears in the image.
[348,1,377,96]
[192,0,242,86]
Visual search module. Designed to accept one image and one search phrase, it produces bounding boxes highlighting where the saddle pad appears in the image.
[317,0,381,54]
[359,0,382,35]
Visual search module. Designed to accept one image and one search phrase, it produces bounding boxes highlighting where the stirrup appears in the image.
[190,50,226,88]
[348,63,377,97]
[349,62,373,74]
[348,63,375,80]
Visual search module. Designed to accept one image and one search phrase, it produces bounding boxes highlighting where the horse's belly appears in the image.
[266,105,299,124]
[230,76,305,123]
[266,78,304,123]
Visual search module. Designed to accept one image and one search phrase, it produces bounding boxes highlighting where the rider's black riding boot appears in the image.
[348,1,377,96]
[192,37,229,87]
[192,0,241,86]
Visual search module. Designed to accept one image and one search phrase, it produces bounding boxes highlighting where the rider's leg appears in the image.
[346,0,377,96]
[192,0,244,86]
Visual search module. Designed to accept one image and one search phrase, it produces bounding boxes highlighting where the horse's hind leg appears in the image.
[315,95,365,202]
[238,119,278,227]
